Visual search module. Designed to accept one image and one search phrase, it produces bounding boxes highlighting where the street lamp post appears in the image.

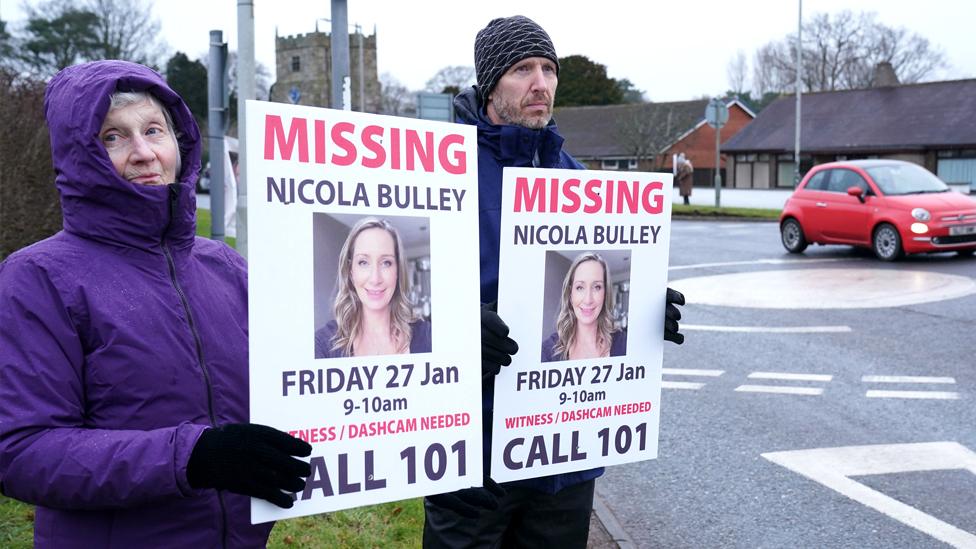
[330,0,349,110]
[794,0,802,187]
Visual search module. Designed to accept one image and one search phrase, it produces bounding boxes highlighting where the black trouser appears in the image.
[423,479,595,549]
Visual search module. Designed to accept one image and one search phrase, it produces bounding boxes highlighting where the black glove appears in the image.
[426,476,506,519]
[664,287,685,345]
[187,423,313,509]
[481,302,519,379]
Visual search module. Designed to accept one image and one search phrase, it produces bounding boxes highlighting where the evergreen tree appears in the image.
[554,55,624,107]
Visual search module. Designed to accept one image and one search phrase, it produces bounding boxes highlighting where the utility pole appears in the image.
[357,23,365,111]
[705,98,729,208]
[236,0,255,258]
[331,0,349,110]
[794,0,802,187]
[207,30,227,242]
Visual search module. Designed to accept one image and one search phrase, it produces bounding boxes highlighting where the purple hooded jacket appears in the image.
[0,61,270,548]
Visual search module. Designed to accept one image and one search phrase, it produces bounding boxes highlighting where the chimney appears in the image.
[871,62,900,88]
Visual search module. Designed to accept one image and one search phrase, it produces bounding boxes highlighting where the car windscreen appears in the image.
[865,164,949,195]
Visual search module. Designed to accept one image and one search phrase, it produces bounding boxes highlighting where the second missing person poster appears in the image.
[491,167,674,483]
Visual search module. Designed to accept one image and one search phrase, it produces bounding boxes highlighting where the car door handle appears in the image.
[816,202,828,207]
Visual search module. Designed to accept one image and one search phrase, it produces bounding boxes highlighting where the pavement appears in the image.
[672,186,792,210]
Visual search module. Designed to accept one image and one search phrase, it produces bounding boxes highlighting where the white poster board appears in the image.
[246,100,482,522]
[490,167,673,483]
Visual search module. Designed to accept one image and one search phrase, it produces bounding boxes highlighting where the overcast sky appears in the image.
[3,0,974,101]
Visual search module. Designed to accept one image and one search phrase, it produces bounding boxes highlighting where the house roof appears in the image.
[723,79,976,153]
[553,99,710,158]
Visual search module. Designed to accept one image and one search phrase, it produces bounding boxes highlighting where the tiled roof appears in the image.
[723,79,976,153]
[553,100,710,158]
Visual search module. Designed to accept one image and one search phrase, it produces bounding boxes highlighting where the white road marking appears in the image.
[749,372,833,382]
[762,442,976,548]
[669,257,848,271]
[735,385,824,396]
[683,324,852,333]
[670,268,976,309]
[866,390,961,400]
[862,375,956,384]
[662,381,705,390]
[662,368,725,377]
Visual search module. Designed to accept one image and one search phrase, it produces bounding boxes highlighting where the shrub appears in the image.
[0,69,60,259]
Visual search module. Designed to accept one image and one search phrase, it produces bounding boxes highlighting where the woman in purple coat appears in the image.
[0,61,311,548]
[541,252,627,363]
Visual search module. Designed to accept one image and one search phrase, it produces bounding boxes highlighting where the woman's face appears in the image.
[99,98,179,185]
[570,259,605,327]
[351,227,398,313]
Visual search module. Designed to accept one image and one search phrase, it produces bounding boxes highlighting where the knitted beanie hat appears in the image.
[474,15,559,105]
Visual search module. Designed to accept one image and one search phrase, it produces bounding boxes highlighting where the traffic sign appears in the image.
[705,99,729,128]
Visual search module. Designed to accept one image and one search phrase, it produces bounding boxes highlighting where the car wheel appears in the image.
[958,248,976,257]
[872,223,903,261]
[781,218,808,253]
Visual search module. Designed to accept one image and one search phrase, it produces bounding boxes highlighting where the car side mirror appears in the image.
[847,186,865,203]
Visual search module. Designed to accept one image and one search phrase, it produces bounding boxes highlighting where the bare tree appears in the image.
[424,65,475,95]
[850,23,947,87]
[615,104,683,170]
[85,0,165,66]
[752,44,782,96]
[726,50,749,95]
[16,0,166,76]
[752,10,946,93]
[380,73,415,117]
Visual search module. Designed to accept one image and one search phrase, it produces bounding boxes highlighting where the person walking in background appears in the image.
[677,152,695,205]
[422,16,686,548]
[0,60,311,547]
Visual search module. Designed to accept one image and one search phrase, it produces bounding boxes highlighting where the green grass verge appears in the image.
[268,499,424,548]
[196,207,237,248]
[672,203,781,220]
[2,490,425,546]
[0,496,34,549]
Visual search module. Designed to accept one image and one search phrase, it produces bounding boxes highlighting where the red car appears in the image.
[780,160,976,260]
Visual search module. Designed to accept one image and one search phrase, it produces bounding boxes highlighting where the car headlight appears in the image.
[912,208,931,221]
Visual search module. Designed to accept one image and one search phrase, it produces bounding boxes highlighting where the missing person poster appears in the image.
[490,167,673,483]
[246,100,482,522]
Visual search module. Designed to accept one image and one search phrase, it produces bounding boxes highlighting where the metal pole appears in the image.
[794,0,802,187]
[357,23,365,112]
[208,30,226,242]
[714,118,722,208]
[330,0,349,110]
[237,0,255,258]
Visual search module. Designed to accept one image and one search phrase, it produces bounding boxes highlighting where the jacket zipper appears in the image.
[163,186,229,549]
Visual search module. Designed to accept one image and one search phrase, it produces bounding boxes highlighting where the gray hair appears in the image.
[108,91,182,180]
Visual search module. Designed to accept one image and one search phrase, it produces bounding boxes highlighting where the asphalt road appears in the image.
[594,220,976,549]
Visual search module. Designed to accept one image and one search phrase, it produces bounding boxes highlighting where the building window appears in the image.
[601,158,637,171]
[291,56,301,72]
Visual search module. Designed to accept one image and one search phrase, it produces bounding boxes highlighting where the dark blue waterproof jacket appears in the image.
[454,87,603,494]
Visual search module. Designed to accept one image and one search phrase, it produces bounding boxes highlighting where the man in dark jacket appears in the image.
[423,16,685,548]
[0,61,311,548]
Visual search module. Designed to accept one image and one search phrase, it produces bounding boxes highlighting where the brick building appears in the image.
[554,99,754,185]
[269,28,381,113]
